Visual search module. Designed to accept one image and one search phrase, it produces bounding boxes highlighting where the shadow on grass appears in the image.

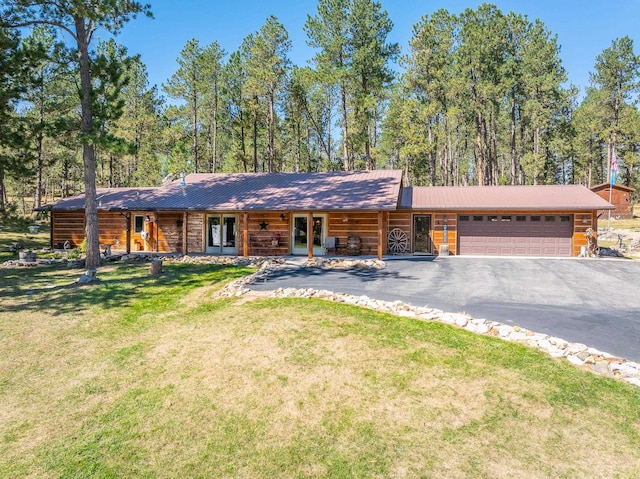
[0,262,250,317]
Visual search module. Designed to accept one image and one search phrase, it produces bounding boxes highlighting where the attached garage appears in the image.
[399,185,613,257]
[457,214,573,256]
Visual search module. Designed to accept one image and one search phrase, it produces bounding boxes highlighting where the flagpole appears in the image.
[608,151,618,231]
[607,181,612,230]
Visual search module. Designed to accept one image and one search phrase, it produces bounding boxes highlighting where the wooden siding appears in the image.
[389,209,598,257]
[573,212,597,256]
[97,212,127,251]
[186,212,204,253]
[243,211,290,255]
[50,206,600,258]
[431,213,457,255]
[157,212,183,253]
[326,211,383,256]
[593,187,633,219]
[52,211,85,248]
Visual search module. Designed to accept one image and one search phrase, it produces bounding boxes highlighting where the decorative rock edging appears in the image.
[213,259,285,298]
[2,257,83,268]
[219,265,640,387]
[267,287,640,387]
[304,257,385,269]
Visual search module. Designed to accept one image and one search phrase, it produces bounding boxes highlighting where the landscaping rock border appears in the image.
[218,260,640,388]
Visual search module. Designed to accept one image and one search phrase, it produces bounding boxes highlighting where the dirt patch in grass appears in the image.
[1,269,639,478]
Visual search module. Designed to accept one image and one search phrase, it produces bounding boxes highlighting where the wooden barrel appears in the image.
[346,236,361,255]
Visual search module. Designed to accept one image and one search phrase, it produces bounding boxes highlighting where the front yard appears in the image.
[0,260,639,478]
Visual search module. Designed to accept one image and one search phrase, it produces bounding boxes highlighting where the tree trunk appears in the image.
[74,16,100,269]
[340,81,350,171]
[510,92,517,185]
[268,89,275,173]
[428,121,436,186]
[365,122,374,170]
[206,125,213,172]
[295,120,301,173]
[252,98,258,172]
[0,166,6,210]
[240,109,247,172]
[35,96,45,209]
[213,82,218,173]
[475,112,485,186]
[191,77,199,173]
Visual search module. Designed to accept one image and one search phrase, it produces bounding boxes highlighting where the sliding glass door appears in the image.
[291,214,325,255]
[206,214,237,254]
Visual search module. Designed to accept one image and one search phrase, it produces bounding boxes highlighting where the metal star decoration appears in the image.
[259,221,268,230]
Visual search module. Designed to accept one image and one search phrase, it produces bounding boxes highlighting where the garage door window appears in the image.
[560,215,571,222]
[459,215,469,221]
[488,215,498,222]
[531,216,541,222]
[501,216,511,222]
[516,216,526,222]
[545,216,556,222]
[473,216,483,221]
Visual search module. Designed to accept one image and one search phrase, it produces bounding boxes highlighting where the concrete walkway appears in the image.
[249,256,640,362]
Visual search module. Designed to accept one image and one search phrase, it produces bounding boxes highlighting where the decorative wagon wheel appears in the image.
[387,228,409,254]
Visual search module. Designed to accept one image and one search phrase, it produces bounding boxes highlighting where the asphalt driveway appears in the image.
[250,257,640,362]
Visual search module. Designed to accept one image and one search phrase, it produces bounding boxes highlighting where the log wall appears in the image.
[243,211,291,255]
[573,211,597,256]
[593,186,634,219]
[52,211,85,248]
[186,212,204,253]
[326,211,383,256]
[97,212,127,251]
[158,212,184,253]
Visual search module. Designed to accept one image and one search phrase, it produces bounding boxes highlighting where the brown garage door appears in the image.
[458,214,573,257]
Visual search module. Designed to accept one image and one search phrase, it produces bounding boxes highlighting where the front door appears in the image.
[292,214,326,255]
[413,215,432,254]
[206,214,237,254]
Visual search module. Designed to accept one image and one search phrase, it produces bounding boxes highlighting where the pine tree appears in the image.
[1,0,152,269]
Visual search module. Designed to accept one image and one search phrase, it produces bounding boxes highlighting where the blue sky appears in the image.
[111,0,640,95]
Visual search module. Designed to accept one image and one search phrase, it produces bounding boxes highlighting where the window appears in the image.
[488,215,498,222]
[501,216,512,222]
[531,216,541,222]
[545,215,556,222]
[516,216,526,222]
[134,215,144,234]
[560,215,571,222]
[459,215,470,221]
[473,216,483,221]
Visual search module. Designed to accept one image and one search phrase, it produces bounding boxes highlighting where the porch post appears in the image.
[182,212,188,256]
[377,210,383,260]
[125,212,131,254]
[243,212,249,257]
[307,212,313,258]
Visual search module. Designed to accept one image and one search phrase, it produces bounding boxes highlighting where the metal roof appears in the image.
[590,183,635,193]
[42,174,613,213]
[400,185,614,211]
[45,170,404,212]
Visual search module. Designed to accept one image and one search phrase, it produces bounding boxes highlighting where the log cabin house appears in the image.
[42,170,613,259]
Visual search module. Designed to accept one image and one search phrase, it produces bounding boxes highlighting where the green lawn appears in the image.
[1,260,639,478]
[0,216,51,263]
[598,204,640,231]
